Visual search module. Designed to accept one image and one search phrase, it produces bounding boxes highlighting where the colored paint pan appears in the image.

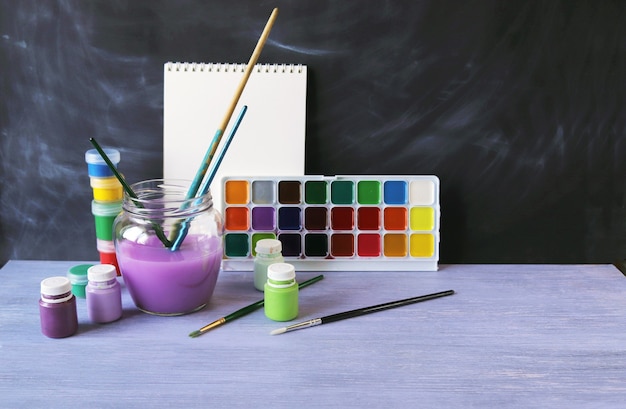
[221,175,440,271]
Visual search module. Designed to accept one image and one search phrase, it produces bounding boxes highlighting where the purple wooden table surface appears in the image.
[2,261,626,408]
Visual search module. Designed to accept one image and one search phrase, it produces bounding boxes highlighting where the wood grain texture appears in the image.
[1,261,626,407]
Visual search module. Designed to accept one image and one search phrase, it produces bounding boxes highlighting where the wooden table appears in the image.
[2,261,626,407]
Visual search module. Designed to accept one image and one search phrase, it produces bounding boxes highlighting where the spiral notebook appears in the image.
[163,62,307,211]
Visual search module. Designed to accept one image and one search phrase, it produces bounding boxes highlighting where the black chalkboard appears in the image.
[1,0,625,267]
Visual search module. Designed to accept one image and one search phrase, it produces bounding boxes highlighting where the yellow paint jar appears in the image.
[90,176,123,202]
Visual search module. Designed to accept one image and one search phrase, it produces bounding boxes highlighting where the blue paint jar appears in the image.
[85,148,120,177]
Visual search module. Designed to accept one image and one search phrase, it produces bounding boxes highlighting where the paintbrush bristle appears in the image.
[188,330,201,338]
[270,327,286,336]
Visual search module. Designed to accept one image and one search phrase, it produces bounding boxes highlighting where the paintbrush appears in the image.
[270,289,455,335]
[189,274,324,338]
[170,105,248,251]
[170,8,279,248]
[89,137,172,248]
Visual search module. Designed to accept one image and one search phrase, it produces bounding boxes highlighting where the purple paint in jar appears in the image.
[39,277,78,338]
[116,235,222,315]
[114,179,223,316]
[86,264,122,323]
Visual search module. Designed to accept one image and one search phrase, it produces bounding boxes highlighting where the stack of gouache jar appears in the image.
[85,148,123,275]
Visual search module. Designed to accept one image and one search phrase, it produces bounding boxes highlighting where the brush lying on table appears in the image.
[270,289,455,335]
[189,274,324,338]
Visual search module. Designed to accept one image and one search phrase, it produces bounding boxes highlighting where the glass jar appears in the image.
[113,179,223,316]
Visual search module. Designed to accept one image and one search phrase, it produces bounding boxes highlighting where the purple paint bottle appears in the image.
[86,264,122,323]
[39,277,78,338]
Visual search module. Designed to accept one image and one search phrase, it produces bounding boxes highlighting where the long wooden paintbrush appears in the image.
[170,8,279,248]
[170,105,248,251]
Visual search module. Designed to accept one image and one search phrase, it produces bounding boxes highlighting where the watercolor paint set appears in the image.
[221,175,440,271]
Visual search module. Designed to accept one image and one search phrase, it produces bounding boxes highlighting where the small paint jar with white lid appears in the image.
[39,277,78,338]
[264,263,298,321]
[254,239,284,291]
[86,264,122,323]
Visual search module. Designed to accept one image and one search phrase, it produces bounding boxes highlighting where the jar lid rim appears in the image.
[267,263,295,281]
[41,277,72,295]
[255,238,282,254]
[88,264,117,282]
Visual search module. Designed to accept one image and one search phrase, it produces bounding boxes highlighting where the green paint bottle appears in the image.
[264,263,298,322]
[254,239,284,291]
[67,264,92,298]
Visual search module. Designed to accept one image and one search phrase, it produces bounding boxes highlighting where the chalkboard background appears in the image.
[1,0,625,267]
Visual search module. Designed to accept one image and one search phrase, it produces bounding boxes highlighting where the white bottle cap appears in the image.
[40,277,72,296]
[267,263,296,281]
[255,238,282,255]
[88,264,117,282]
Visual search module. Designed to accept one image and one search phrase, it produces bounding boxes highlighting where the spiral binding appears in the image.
[165,62,304,74]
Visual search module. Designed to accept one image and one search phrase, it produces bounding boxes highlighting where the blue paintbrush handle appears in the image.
[187,128,224,200]
[170,106,248,251]
[198,105,248,196]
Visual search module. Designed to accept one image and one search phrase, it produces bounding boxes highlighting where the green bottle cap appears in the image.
[67,264,92,298]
